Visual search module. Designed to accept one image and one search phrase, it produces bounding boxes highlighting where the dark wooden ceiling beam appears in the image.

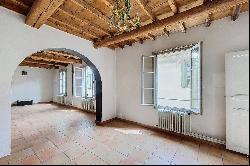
[231,5,241,21]
[30,52,82,64]
[168,0,178,14]
[45,50,80,59]
[0,0,30,15]
[148,34,156,40]
[25,0,66,28]
[205,14,212,27]
[179,22,186,33]
[19,62,58,69]
[94,0,248,48]
[23,58,69,67]
[163,28,170,37]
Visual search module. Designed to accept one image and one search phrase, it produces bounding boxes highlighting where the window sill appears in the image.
[141,104,154,106]
[74,96,82,98]
[157,107,200,115]
[74,96,95,99]
[58,94,67,97]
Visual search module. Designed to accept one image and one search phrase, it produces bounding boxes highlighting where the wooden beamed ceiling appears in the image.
[0,0,249,49]
[94,0,249,48]
[25,0,66,28]
[19,50,82,69]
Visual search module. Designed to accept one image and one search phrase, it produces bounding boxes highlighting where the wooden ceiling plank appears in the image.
[135,0,155,20]
[12,0,30,8]
[56,8,110,36]
[179,0,205,13]
[31,52,82,64]
[168,0,178,14]
[156,12,175,21]
[100,0,113,9]
[231,5,241,21]
[51,10,100,39]
[46,20,90,40]
[23,60,66,67]
[46,20,91,41]
[24,58,69,67]
[160,0,205,20]
[25,0,66,28]
[47,17,98,40]
[20,62,57,69]
[72,0,110,25]
[94,0,248,48]
[0,0,30,15]
[16,0,34,7]
[45,50,81,60]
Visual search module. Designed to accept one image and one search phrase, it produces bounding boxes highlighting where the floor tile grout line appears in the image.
[7,104,249,165]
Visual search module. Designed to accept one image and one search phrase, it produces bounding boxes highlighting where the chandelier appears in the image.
[109,0,141,34]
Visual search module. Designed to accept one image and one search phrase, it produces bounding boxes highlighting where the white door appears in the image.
[226,50,249,155]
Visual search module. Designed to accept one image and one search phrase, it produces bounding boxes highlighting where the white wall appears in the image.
[0,7,116,157]
[11,66,54,104]
[116,12,249,140]
[0,5,249,159]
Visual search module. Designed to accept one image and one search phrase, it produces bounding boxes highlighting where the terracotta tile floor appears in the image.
[0,104,249,165]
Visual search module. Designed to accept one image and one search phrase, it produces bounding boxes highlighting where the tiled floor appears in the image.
[0,104,248,165]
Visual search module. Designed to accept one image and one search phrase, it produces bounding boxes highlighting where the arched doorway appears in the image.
[13,48,103,123]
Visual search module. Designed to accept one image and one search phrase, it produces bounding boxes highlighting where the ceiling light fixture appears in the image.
[109,0,141,34]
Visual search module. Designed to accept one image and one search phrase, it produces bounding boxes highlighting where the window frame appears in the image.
[85,66,95,99]
[74,66,96,99]
[141,55,156,106]
[74,67,84,98]
[59,69,67,96]
[190,42,203,115]
[153,42,203,114]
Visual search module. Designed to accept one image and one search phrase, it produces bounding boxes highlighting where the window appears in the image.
[74,66,95,98]
[141,56,155,105]
[74,67,84,97]
[156,42,202,113]
[85,66,94,98]
[190,46,202,112]
[142,42,202,114]
[59,70,67,96]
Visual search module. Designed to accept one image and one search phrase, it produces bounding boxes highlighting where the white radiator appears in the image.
[82,98,96,112]
[57,96,65,105]
[158,110,191,134]
[158,110,226,145]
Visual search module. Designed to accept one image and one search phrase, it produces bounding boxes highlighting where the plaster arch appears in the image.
[0,7,117,157]
[12,48,103,122]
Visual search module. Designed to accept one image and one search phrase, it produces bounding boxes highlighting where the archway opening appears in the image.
[11,48,102,123]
